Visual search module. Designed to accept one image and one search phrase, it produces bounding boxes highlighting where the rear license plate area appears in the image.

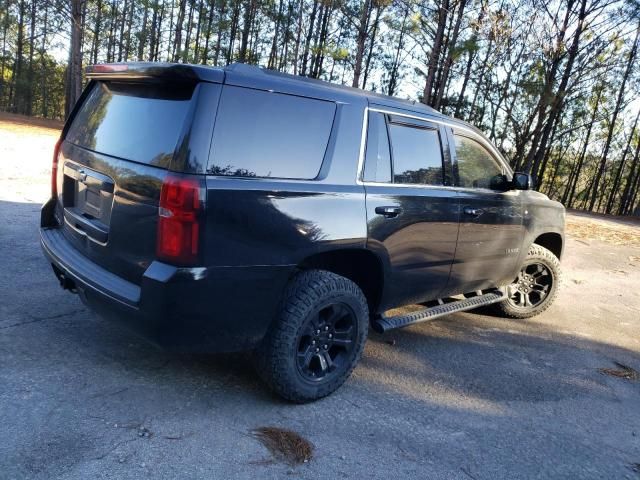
[62,162,115,244]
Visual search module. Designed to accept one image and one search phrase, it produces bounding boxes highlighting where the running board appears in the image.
[372,289,507,334]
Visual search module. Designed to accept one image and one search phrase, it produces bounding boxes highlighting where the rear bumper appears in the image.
[40,207,293,352]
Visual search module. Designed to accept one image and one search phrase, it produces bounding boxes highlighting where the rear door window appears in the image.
[65,81,194,167]
[388,121,444,185]
[208,86,336,179]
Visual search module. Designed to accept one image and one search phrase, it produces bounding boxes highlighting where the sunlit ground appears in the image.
[0,112,61,203]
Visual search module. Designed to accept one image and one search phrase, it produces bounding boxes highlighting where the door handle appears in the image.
[375,206,402,218]
[463,206,484,216]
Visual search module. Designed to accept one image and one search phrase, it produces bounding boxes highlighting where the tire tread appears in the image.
[254,269,368,403]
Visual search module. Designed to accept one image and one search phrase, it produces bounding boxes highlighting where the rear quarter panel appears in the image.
[202,179,367,267]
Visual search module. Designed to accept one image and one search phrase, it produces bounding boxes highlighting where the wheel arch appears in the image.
[532,232,563,259]
[296,248,385,315]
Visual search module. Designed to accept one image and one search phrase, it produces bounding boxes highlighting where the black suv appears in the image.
[41,63,565,402]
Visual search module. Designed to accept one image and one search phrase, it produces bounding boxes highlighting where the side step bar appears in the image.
[372,289,507,334]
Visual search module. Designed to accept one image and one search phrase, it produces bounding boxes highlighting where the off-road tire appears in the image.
[493,244,561,319]
[254,269,369,403]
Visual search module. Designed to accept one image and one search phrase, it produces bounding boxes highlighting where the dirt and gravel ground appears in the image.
[1,114,639,479]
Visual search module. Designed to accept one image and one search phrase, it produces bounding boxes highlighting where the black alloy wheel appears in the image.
[493,244,561,319]
[254,269,369,403]
[508,262,554,309]
[295,303,358,382]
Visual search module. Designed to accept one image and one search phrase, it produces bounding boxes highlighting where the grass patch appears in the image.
[566,215,640,248]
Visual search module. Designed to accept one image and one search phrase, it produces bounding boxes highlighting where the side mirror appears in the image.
[512,172,534,190]
[489,174,510,191]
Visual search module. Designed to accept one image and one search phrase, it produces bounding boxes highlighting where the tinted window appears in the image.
[66,81,193,166]
[208,86,336,179]
[454,134,503,188]
[363,112,391,183]
[388,123,443,185]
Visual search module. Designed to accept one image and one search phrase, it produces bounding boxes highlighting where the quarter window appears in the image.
[454,134,504,189]
[388,123,443,185]
[208,86,336,179]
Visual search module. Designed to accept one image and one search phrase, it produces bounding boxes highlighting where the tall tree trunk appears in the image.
[213,0,228,65]
[588,23,639,210]
[625,151,640,215]
[352,0,372,88]
[66,0,84,119]
[313,11,331,77]
[300,0,318,75]
[386,5,409,96]
[148,0,159,61]
[517,1,573,172]
[453,46,476,117]
[193,0,204,62]
[362,4,382,89]
[422,0,449,105]
[25,0,37,115]
[106,0,116,62]
[183,0,195,62]
[9,0,26,111]
[267,0,283,69]
[173,0,187,61]
[92,0,103,63]
[434,0,467,110]
[154,0,165,60]
[292,0,303,74]
[202,0,215,64]
[138,1,149,60]
[40,1,49,117]
[605,109,640,213]
[618,127,640,215]
[564,85,602,208]
[117,0,128,61]
[123,0,134,60]
[227,0,241,64]
[278,0,294,70]
[238,0,256,62]
[530,0,588,179]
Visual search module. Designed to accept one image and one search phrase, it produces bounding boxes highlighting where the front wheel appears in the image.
[254,270,369,403]
[494,244,561,319]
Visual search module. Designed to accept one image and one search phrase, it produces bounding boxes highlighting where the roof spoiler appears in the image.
[85,62,224,84]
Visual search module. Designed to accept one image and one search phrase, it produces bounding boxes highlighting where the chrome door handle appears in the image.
[463,207,484,216]
[375,206,402,218]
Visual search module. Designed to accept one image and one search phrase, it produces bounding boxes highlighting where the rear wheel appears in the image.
[254,270,368,403]
[494,244,561,319]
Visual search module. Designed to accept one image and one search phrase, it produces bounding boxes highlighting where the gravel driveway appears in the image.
[1,116,639,479]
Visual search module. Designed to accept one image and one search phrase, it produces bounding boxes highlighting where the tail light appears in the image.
[52,138,62,197]
[157,175,203,265]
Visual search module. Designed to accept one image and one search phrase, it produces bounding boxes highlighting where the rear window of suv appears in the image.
[207,86,336,179]
[66,81,194,167]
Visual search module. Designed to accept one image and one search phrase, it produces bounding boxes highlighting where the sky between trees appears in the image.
[1,0,639,215]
